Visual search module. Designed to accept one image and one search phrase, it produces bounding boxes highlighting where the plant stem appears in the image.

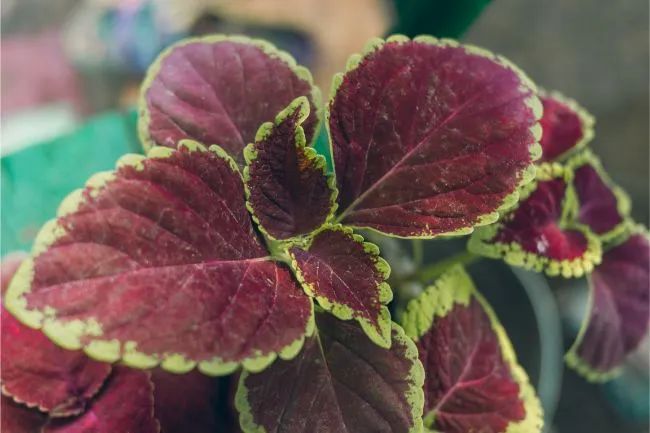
[411,239,423,267]
[415,250,481,284]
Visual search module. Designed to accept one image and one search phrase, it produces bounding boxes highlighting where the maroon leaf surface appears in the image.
[244,97,336,240]
[139,35,320,163]
[43,367,158,433]
[1,395,47,433]
[566,232,650,381]
[568,151,631,241]
[1,255,111,416]
[401,266,542,433]
[236,311,424,433]
[538,91,594,162]
[5,142,313,375]
[469,164,601,277]
[289,225,392,347]
[328,35,541,237]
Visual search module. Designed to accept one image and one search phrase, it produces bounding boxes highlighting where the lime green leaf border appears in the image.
[325,34,542,240]
[401,265,544,433]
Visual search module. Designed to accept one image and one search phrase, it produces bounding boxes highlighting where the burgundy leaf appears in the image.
[568,151,631,241]
[244,97,336,240]
[289,225,392,347]
[538,91,594,162]
[566,232,650,381]
[5,142,313,375]
[236,311,424,433]
[139,35,320,163]
[401,266,542,433]
[328,35,542,237]
[1,395,47,433]
[43,367,158,433]
[469,164,602,277]
[1,255,111,417]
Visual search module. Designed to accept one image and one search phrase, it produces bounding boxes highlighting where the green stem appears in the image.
[411,239,424,267]
[415,250,481,284]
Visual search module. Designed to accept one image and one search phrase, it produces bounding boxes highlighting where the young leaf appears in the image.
[566,231,650,381]
[289,225,393,347]
[1,255,112,417]
[1,395,47,433]
[567,150,631,242]
[328,35,542,238]
[401,266,543,433]
[5,142,314,375]
[236,311,424,433]
[139,34,321,163]
[243,97,337,240]
[469,164,602,277]
[538,91,594,162]
[43,367,158,433]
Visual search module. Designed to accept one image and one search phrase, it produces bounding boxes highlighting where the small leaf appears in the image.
[289,225,393,347]
[328,35,542,237]
[567,150,631,242]
[139,35,321,164]
[566,230,650,381]
[538,91,594,162]
[236,311,424,433]
[5,142,313,375]
[469,164,602,277]
[401,265,543,433]
[243,97,337,240]
[43,367,158,433]
[1,395,47,433]
[1,255,112,417]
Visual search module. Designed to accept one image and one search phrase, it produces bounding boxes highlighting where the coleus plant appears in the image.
[1,33,647,433]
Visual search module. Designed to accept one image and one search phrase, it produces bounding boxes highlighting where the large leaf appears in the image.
[139,35,321,163]
[328,35,541,238]
[401,266,543,433]
[5,142,313,375]
[236,310,424,433]
[43,367,158,433]
[1,255,111,417]
[469,164,602,277]
[567,150,631,242]
[289,225,393,347]
[566,231,650,381]
[243,97,336,240]
[1,395,47,433]
[538,91,594,162]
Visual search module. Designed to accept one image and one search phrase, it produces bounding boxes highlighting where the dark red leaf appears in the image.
[1,395,47,433]
[236,311,424,433]
[5,142,313,375]
[328,35,541,237]
[139,35,320,164]
[566,232,650,381]
[568,151,631,241]
[244,97,336,240]
[469,164,602,277]
[538,91,594,162]
[43,367,158,433]
[289,225,392,347]
[401,266,542,433]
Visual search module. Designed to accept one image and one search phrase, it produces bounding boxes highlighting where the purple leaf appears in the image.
[401,266,542,433]
[5,142,314,375]
[139,35,320,164]
[289,225,392,347]
[243,97,336,240]
[1,395,47,433]
[236,311,424,433]
[1,255,112,417]
[566,232,650,381]
[538,91,594,162]
[43,367,158,433]
[328,35,542,237]
[469,164,602,277]
[567,151,631,241]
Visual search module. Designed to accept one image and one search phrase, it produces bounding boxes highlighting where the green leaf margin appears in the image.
[326,34,542,239]
[401,265,544,433]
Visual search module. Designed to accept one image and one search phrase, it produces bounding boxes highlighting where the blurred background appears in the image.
[1,1,648,432]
